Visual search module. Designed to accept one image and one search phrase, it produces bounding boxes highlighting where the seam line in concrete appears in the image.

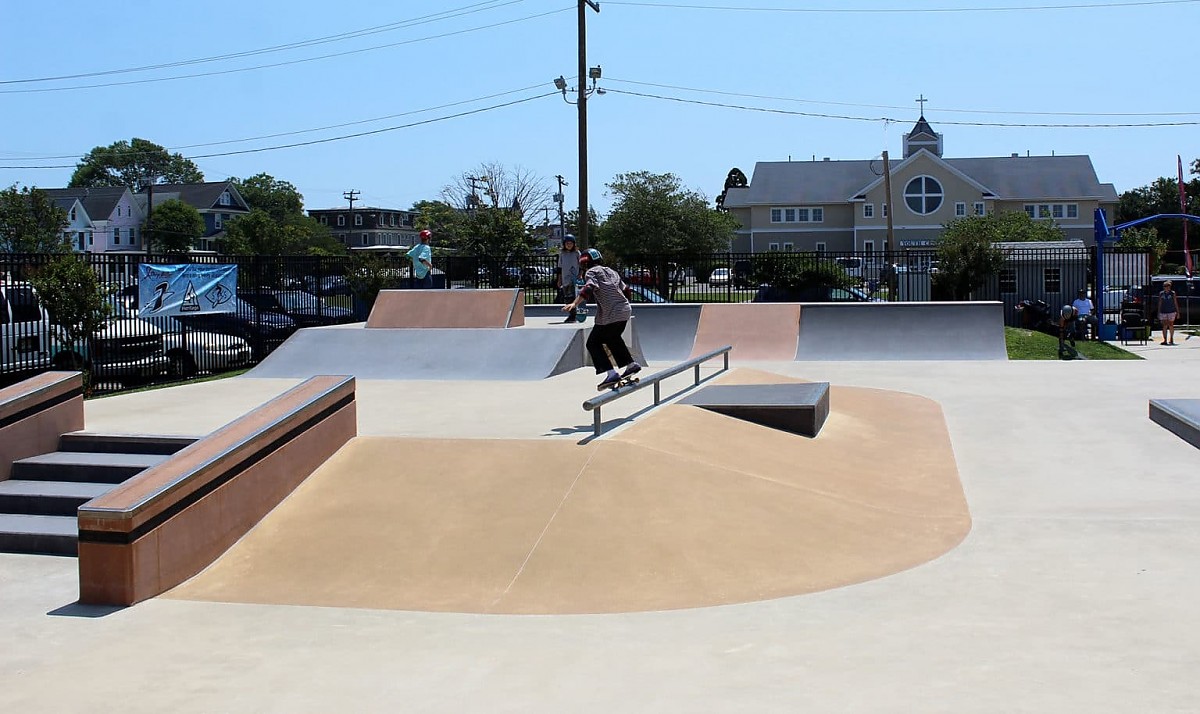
[487,444,601,612]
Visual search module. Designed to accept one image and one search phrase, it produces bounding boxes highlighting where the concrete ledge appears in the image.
[680,382,830,437]
[1149,399,1200,449]
[0,372,84,481]
[77,375,357,606]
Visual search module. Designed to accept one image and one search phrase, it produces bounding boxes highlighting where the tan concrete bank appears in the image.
[167,369,970,614]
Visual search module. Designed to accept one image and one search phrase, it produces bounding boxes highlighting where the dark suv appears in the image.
[239,289,356,328]
[1124,277,1197,326]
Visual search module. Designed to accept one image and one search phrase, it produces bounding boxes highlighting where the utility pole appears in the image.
[882,151,895,252]
[467,176,486,213]
[343,189,359,247]
[577,0,600,249]
[555,174,568,238]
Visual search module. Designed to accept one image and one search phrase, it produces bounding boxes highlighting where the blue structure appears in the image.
[1093,209,1200,316]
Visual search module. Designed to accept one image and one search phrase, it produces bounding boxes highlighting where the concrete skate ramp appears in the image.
[247,324,584,380]
[795,301,1007,361]
[366,288,524,328]
[628,304,701,361]
[691,303,801,361]
[166,369,970,614]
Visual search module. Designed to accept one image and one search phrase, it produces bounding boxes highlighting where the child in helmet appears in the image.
[562,248,642,389]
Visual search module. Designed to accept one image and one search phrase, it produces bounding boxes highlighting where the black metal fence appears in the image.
[0,246,1152,394]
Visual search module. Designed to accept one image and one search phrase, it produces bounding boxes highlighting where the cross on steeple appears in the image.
[915,94,928,116]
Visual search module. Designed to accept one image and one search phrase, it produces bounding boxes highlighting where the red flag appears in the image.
[1181,155,1192,276]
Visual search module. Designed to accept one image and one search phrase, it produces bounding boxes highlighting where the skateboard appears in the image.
[598,376,640,392]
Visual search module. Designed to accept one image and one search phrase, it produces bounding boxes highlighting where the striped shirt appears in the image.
[582,265,631,325]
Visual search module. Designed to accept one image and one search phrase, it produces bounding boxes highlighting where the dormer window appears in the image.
[219,191,232,206]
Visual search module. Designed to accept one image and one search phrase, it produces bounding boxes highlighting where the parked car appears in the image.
[709,267,732,286]
[835,257,864,280]
[521,266,554,288]
[111,287,250,378]
[0,281,170,386]
[623,268,655,287]
[171,297,298,358]
[752,284,883,303]
[1125,276,1199,326]
[302,275,353,297]
[239,289,356,328]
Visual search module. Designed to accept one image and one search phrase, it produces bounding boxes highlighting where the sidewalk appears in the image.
[1105,326,1200,360]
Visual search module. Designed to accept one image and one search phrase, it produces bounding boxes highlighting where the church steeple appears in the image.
[903,95,943,158]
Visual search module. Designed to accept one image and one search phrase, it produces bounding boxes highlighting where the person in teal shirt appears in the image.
[407,229,433,288]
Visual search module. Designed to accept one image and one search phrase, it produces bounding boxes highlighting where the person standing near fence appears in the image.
[407,229,433,289]
[556,235,581,323]
[562,248,642,390]
[1156,280,1178,345]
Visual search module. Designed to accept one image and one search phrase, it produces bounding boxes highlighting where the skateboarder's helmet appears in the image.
[580,248,603,265]
[419,229,432,239]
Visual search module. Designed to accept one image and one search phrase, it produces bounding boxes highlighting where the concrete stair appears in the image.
[0,432,197,557]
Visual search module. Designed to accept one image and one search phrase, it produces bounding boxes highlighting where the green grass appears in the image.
[87,368,251,399]
[1004,327,1142,360]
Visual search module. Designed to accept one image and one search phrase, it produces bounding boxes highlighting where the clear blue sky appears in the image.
[1,0,1197,217]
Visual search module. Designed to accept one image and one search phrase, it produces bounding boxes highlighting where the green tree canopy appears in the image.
[69,138,203,192]
[1117,173,1199,261]
[147,198,204,254]
[222,209,343,256]
[29,255,113,372]
[0,185,70,254]
[413,199,467,248]
[1117,225,1169,273]
[597,171,738,259]
[233,173,305,223]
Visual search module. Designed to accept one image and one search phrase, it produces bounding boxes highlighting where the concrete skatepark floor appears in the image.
[3,353,1200,711]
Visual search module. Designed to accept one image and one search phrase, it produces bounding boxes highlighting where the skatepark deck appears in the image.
[794,301,1007,360]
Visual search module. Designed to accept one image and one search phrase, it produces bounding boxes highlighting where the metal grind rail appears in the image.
[582,345,732,437]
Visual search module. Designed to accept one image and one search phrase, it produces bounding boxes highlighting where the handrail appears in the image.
[582,345,732,437]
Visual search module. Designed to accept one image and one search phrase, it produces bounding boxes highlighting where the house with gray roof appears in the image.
[721,116,1119,254]
[135,181,250,252]
[41,186,145,253]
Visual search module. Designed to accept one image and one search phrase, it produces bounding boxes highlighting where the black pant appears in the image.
[587,320,633,373]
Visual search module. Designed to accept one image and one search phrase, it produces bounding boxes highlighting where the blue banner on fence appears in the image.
[137,264,237,317]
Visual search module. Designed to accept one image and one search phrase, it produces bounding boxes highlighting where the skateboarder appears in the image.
[407,229,433,289]
[562,248,642,389]
[557,235,581,323]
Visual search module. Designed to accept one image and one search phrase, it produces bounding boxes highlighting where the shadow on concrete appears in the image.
[47,602,125,619]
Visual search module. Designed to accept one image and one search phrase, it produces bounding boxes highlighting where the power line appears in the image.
[605,77,1200,118]
[2,82,553,161]
[0,0,525,85]
[0,6,572,95]
[603,87,1200,127]
[0,92,558,169]
[604,0,1199,13]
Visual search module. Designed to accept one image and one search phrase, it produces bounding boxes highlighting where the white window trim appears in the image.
[955,202,966,217]
[768,242,780,251]
[863,203,874,218]
[354,214,363,226]
[783,242,794,252]
[337,215,345,226]
[1024,203,1079,220]
[769,206,825,224]
[903,175,945,216]
[974,202,985,216]
[815,242,827,253]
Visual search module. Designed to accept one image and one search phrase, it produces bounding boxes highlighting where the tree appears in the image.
[0,185,70,254]
[413,199,467,248]
[1117,225,1169,273]
[565,207,600,240]
[439,162,551,226]
[933,216,1018,300]
[597,171,738,258]
[29,255,113,382]
[69,138,203,192]
[233,173,305,223]
[461,206,539,259]
[222,209,342,256]
[1117,174,1198,260]
[147,199,204,254]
